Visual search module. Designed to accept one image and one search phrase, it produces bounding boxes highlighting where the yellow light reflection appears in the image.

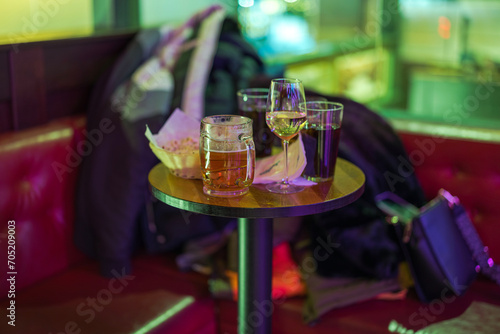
[0,0,94,45]
[0,129,73,153]
[388,118,500,143]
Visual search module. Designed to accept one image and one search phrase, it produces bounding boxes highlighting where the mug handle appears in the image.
[239,134,255,185]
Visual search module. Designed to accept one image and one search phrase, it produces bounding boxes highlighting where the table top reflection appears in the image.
[148,158,365,219]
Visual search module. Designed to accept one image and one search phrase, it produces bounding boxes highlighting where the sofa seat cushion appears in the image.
[0,254,216,334]
[216,279,500,334]
[2,290,214,334]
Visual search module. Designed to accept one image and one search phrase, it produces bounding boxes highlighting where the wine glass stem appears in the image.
[282,139,290,186]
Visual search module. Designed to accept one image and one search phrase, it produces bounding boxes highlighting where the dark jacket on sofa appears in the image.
[74,16,264,277]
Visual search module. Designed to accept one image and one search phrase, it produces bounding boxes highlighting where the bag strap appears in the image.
[375,192,421,244]
[439,189,500,285]
[374,192,420,224]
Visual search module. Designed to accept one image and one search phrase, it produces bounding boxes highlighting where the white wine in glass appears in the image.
[265,78,307,194]
[266,111,307,141]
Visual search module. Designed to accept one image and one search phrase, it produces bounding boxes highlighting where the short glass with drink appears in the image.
[200,115,256,197]
[300,101,344,182]
[236,88,274,158]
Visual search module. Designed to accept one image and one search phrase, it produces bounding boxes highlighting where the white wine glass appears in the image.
[265,78,307,194]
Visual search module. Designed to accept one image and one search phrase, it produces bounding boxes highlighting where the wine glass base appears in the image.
[266,182,304,194]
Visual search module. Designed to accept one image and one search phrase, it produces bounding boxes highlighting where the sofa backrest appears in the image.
[0,115,87,298]
[0,33,134,134]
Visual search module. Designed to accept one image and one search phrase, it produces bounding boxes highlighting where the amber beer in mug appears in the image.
[300,101,344,182]
[200,115,255,197]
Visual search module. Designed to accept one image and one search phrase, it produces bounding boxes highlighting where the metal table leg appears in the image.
[238,217,273,334]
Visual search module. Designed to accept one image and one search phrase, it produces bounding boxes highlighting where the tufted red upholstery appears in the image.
[0,116,87,296]
[0,116,216,333]
[398,132,500,261]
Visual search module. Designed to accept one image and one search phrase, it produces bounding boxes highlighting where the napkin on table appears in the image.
[145,108,200,147]
[253,134,315,186]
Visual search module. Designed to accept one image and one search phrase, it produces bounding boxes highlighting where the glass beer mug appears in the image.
[200,115,256,197]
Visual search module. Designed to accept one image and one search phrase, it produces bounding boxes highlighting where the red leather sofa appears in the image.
[0,116,217,334]
[2,112,500,334]
[217,121,500,334]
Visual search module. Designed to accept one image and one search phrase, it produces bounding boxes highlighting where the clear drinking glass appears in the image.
[265,78,307,194]
[200,115,256,197]
[236,88,274,158]
[300,101,344,182]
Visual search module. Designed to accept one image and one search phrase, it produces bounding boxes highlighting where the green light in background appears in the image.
[132,296,195,334]
[388,319,416,333]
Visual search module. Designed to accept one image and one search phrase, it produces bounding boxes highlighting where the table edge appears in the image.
[149,160,365,219]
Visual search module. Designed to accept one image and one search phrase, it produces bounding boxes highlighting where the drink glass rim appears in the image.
[271,78,302,85]
[201,115,253,126]
[299,101,344,112]
[236,88,269,99]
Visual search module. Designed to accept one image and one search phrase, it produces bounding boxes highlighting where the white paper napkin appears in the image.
[146,108,200,148]
[253,134,315,185]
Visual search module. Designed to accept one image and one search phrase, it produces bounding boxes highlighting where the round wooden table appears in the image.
[149,158,365,334]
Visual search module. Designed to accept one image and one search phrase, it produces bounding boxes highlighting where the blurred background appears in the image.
[1,0,499,127]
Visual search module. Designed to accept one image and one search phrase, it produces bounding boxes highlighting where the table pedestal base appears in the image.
[238,217,273,334]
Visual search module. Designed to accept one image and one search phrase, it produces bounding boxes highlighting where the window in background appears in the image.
[0,0,236,46]
[237,0,320,58]
[398,0,500,123]
[263,0,391,103]
[236,0,500,125]
[139,0,236,28]
[0,0,94,45]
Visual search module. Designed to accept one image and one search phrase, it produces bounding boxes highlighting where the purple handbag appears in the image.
[376,189,499,303]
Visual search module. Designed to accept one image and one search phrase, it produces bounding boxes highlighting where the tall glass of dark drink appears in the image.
[237,88,274,158]
[300,101,344,182]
